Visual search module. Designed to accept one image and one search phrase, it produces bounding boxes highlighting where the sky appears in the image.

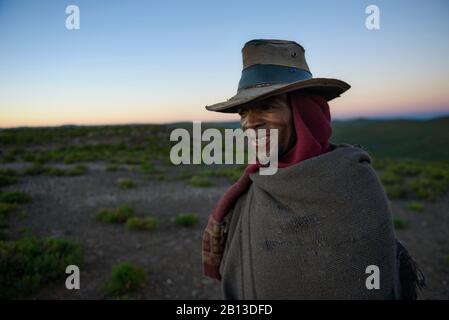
[0,0,448,128]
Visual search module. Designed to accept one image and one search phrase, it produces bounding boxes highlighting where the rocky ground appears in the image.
[2,161,448,300]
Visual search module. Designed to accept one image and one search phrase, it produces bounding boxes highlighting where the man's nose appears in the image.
[244,109,264,130]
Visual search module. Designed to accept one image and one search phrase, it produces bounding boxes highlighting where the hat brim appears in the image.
[205,78,350,113]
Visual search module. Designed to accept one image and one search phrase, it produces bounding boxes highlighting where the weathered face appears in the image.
[238,93,296,157]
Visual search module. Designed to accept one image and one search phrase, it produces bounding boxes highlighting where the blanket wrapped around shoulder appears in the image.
[219,143,424,299]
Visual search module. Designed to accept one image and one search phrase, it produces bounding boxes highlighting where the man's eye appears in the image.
[238,109,248,116]
[260,105,274,111]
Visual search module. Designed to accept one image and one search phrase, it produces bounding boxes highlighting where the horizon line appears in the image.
[1,111,449,130]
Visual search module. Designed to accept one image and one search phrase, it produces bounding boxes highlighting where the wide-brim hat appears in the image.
[205,39,351,113]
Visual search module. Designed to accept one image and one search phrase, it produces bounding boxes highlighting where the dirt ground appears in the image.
[3,161,449,300]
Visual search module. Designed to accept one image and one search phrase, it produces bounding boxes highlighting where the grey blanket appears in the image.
[219,143,421,299]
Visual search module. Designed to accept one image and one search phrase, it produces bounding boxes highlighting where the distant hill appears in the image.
[1,116,448,161]
[330,116,449,161]
[188,116,449,161]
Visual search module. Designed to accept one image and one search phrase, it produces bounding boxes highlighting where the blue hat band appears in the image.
[238,64,313,91]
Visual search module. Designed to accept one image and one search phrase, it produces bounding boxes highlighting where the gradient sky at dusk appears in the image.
[0,0,448,128]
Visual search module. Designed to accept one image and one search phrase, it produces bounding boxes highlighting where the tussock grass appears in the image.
[96,204,135,224]
[175,214,199,227]
[379,160,449,201]
[189,176,214,187]
[126,217,158,231]
[406,201,424,212]
[117,178,135,189]
[0,237,82,299]
[103,262,147,298]
[0,168,18,187]
[393,217,408,230]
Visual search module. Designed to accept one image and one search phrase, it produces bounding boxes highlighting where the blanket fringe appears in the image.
[396,240,426,300]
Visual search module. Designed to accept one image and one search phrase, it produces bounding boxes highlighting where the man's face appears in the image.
[239,93,296,157]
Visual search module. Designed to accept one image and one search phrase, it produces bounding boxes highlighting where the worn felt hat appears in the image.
[205,39,350,113]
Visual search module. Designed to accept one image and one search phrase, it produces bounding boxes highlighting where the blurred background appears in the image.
[0,0,448,299]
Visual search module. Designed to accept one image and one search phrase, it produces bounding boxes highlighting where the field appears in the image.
[0,117,448,299]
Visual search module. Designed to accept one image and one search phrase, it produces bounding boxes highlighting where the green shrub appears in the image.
[0,237,82,299]
[45,167,67,176]
[2,153,16,163]
[154,173,165,181]
[67,164,88,176]
[0,191,31,204]
[34,150,49,161]
[393,217,407,230]
[117,178,134,189]
[372,158,390,171]
[176,171,193,180]
[189,176,213,187]
[0,202,17,216]
[0,168,17,187]
[0,175,17,187]
[22,152,36,162]
[96,204,135,224]
[423,166,449,181]
[384,184,409,199]
[24,163,46,176]
[126,217,158,231]
[198,166,244,183]
[380,170,403,185]
[175,214,199,227]
[140,162,156,174]
[0,202,18,230]
[0,168,17,176]
[128,158,144,165]
[63,153,85,164]
[103,262,147,298]
[406,201,424,212]
[33,153,51,164]
[410,177,446,201]
[389,162,422,177]
[106,164,122,172]
[0,198,22,236]
[96,208,116,223]
[45,165,88,177]
[377,160,449,201]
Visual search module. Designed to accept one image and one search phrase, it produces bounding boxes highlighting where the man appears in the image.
[202,39,424,299]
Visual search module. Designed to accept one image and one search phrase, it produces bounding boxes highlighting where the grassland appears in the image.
[0,117,448,299]
[330,116,449,161]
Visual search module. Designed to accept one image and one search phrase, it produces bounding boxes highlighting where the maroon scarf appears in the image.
[202,92,333,280]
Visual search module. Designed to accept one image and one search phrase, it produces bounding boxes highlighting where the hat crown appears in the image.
[204,38,350,113]
[242,39,310,72]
